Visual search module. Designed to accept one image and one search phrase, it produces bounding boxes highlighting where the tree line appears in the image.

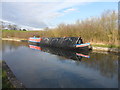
[47,10,119,45]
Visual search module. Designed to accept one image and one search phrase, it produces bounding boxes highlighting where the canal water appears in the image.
[2,40,118,88]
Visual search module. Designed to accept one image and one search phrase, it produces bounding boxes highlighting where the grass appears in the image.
[2,30,43,39]
[92,44,120,48]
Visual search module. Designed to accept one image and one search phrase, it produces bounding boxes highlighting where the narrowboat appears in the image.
[28,36,92,50]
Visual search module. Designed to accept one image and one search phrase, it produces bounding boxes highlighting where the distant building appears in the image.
[22,29,27,31]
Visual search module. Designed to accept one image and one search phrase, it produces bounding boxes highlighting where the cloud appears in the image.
[63,8,77,13]
[1,1,84,29]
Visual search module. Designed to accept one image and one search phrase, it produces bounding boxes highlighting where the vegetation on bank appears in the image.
[2,10,119,46]
[92,44,120,48]
[2,69,14,88]
[2,61,14,88]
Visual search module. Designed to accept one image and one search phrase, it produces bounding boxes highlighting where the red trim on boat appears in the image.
[29,38,42,42]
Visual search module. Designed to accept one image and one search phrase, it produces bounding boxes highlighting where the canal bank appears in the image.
[2,38,120,53]
[2,61,25,88]
[2,38,27,42]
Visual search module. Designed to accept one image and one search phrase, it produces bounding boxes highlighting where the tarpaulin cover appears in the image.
[40,37,83,48]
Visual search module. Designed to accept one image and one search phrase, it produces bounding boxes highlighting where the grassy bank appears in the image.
[92,44,120,48]
[2,69,14,88]
[2,30,41,39]
[2,61,25,88]
[2,61,14,88]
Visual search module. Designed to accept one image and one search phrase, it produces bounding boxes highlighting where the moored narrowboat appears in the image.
[28,37,92,50]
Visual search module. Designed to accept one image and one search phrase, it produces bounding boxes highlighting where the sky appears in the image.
[0,0,118,30]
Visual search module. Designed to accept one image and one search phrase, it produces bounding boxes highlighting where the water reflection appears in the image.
[2,40,118,88]
[29,44,90,61]
[82,53,118,78]
[28,44,118,79]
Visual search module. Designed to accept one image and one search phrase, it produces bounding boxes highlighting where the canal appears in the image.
[2,40,118,88]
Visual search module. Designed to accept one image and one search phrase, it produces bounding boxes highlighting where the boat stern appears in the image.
[28,37,42,43]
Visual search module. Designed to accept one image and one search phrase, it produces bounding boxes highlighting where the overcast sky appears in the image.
[0,0,118,30]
